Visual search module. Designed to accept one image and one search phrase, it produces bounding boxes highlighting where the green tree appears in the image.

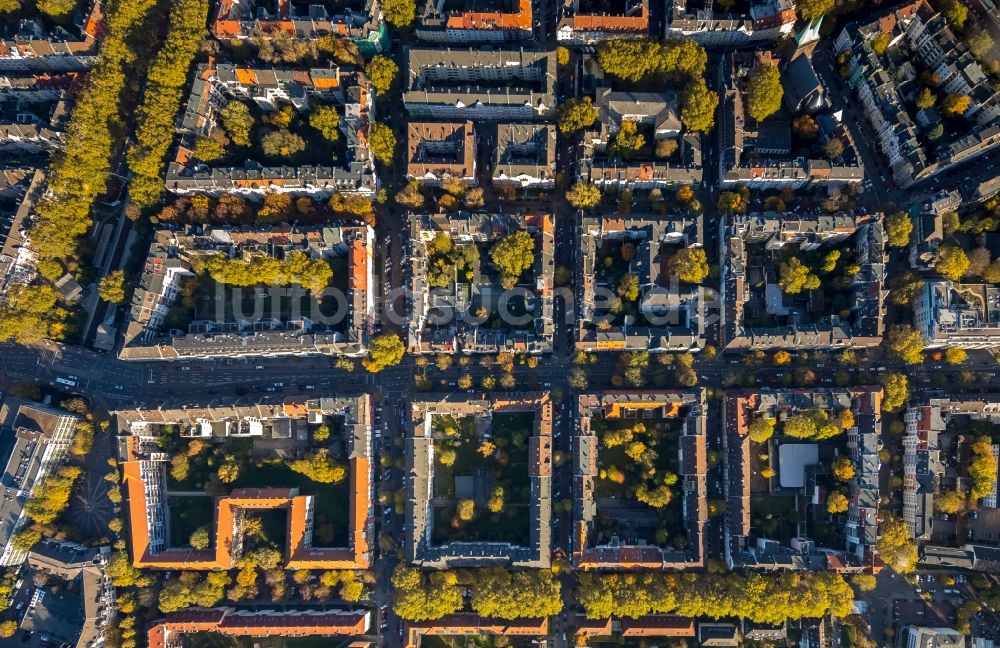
[877,515,918,573]
[827,491,849,514]
[969,436,999,500]
[885,211,913,247]
[832,456,856,481]
[469,568,563,619]
[779,257,820,294]
[557,97,599,134]
[935,489,966,515]
[681,79,718,132]
[261,129,305,158]
[36,0,76,20]
[746,65,784,122]
[851,574,877,592]
[609,120,645,158]
[381,0,416,26]
[126,0,210,207]
[289,449,347,484]
[937,0,967,28]
[881,372,909,413]
[391,566,462,621]
[717,189,748,213]
[886,324,925,364]
[945,347,967,365]
[936,244,970,280]
[189,527,211,550]
[364,333,405,373]
[916,87,936,110]
[942,93,971,115]
[797,0,835,22]
[217,456,240,483]
[965,28,994,59]
[0,0,19,13]
[98,270,127,303]
[566,181,601,209]
[491,230,535,289]
[365,55,399,97]
[870,32,891,55]
[221,102,254,146]
[748,417,776,443]
[667,248,709,283]
[309,106,340,142]
[193,136,225,161]
[368,122,395,164]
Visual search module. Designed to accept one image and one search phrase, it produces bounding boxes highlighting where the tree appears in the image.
[490,230,535,289]
[748,417,776,443]
[366,55,399,97]
[309,106,340,142]
[937,0,967,28]
[193,136,225,161]
[792,114,819,139]
[827,491,849,514]
[566,181,601,209]
[886,324,925,364]
[779,257,820,294]
[98,270,127,303]
[942,93,971,116]
[469,569,563,619]
[881,372,909,413]
[656,138,678,159]
[773,350,792,366]
[885,211,913,247]
[878,515,918,573]
[557,46,570,65]
[37,0,81,19]
[289,449,347,484]
[666,248,709,284]
[0,0,19,13]
[717,190,747,213]
[557,97,599,134]
[395,181,426,210]
[797,0,835,22]
[965,28,994,59]
[381,0,416,26]
[218,456,240,483]
[190,527,211,550]
[927,123,944,140]
[832,456,856,481]
[945,347,967,365]
[364,333,405,372]
[936,489,966,515]
[681,79,718,132]
[871,32,891,56]
[457,499,475,521]
[746,65,784,122]
[487,486,505,513]
[609,120,645,158]
[676,185,694,203]
[368,122,395,164]
[261,129,305,158]
[969,436,999,500]
[391,566,462,622]
[823,138,845,159]
[221,102,254,147]
[617,274,640,301]
[936,244,970,280]
[916,87,936,110]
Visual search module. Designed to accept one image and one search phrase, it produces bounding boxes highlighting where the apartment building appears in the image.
[415,0,533,43]
[406,121,477,186]
[26,540,115,648]
[0,0,104,72]
[835,0,1000,188]
[405,615,549,648]
[903,397,1000,540]
[211,0,387,56]
[405,393,552,569]
[719,53,863,189]
[556,0,649,45]
[896,626,965,648]
[913,280,1000,348]
[572,391,708,570]
[667,0,796,46]
[402,48,556,121]
[0,396,80,566]
[493,122,557,188]
[578,86,703,190]
[574,214,707,353]
[116,396,373,570]
[722,388,882,572]
[119,224,375,360]
[719,212,887,351]
[407,212,554,355]
[166,64,376,196]
[0,167,45,300]
[149,609,371,648]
